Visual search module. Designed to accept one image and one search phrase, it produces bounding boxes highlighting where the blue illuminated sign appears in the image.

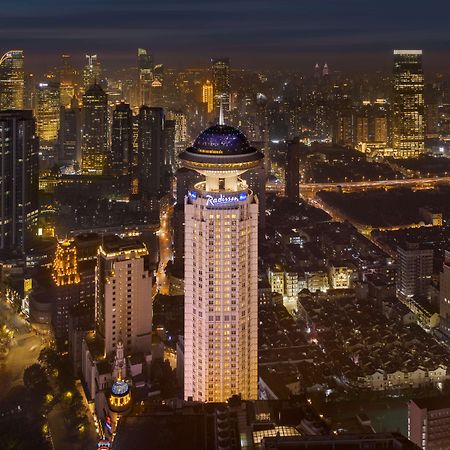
[188,190,197,200]
[205,192,247,207]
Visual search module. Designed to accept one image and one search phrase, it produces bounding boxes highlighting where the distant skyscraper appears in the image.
[202,80,214,113]
[166,110,188,160]
[81,84,108,175]
[392,50,425,158]
[0,111,39,255]
[138,106,164,199]
[59,54,76,107]
[36,81,60,143]
[138,48,153,106]
[83,55,101,91]
[111,101,133,177]
[58,97,81,164]
[96,235,152,356]
[0,50,24,110]
[163,119,176,170]
[211,58,231,113]
[180,122,262,402]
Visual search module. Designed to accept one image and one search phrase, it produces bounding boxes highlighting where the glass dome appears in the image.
[191,125,252,156]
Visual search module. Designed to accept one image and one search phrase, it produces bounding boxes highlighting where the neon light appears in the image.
[205,193,246,207]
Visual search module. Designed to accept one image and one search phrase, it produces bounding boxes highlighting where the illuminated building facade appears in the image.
[138,48,153,106]
[211,58,231,114]
[59,54,76,107]
[96,235,153,356]
[202,80,214,113]
[58,97,81,164]
[0,110,39,255]
[392,50,425,158]
[82,83,108,175]
[166,110,188,158]
[83,54,101,92]
[111,101,133,176]
[439,251,450,338]
[36,81,60,143]
[0,50,24,110]
[181,120,262,402]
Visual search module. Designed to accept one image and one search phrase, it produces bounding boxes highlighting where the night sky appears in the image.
[1,0,449,72]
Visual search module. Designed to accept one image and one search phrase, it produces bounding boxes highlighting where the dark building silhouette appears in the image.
[58,97,81,165]
[0,110,39,255]
[111,101,133,177]
[138,106,164,201]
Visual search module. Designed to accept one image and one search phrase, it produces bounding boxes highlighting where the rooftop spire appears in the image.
[219,98,225,126]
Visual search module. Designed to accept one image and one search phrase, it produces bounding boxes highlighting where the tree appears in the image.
[23,364,49,399]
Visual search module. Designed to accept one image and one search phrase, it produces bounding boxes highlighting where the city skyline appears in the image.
[1,0,450,72]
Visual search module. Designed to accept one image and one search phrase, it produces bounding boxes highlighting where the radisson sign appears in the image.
[189,191,247,207]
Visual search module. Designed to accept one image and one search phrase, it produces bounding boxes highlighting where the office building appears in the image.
[440,251,450,338]
[81,84,108,175]
[202,80,214,113]
[36,81,60,143]
[180,120,263,402]
[392,50,425,158]
[58,97,81,165]
[211,58,231,113]
[166,110,188,159]
[59,54,76,107]
[111,101,133,176]
[83,54,101,92]
[95,235,153,356]
[397,242,433,302]
[163,118,176,171]
[408,397,450,450]
[138,48,153,106]
[138,106,164,199]
[0,50,24,110]
[0,110,39,255]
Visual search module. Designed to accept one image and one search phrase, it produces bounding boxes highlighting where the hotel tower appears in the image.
[181,116,263,402]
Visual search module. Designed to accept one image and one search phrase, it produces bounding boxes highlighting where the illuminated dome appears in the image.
[109,380,131,412]
[191,125,253,156]
[111,380,129,396]
[179,124,263,172]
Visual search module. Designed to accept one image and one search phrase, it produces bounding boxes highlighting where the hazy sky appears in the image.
[1,0,449,72]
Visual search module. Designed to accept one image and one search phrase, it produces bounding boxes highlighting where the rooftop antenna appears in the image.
[219,98,224,125]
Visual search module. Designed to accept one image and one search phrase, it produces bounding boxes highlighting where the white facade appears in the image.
[184,180,258,402]
[96,238,153,357]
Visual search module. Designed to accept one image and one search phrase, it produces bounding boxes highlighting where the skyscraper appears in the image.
[138,106,164,199]
[439,251,450,338]
[166,110,188,161]
[180,121,263,402]
[59,54,76,107]
[202,80,214,113]
[0,50,24,110]
[95,235,153,356]
[83,54,101,92]
[81,84,108,175]
[58,97,81,165]
[138,48,153,106]
[0,111,39,255]
[111,101,133,177]
[163,119,176,171]
[36,81,60,143]
[211,58,231,113]
[392,50,425,158]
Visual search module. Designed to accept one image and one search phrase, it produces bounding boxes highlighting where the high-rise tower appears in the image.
[392,50,425,158]
[83,55,101,92]
[36,81,60,143]
[180,119,263,402]
[0,50,24,110]
[0,111,39,255]
[111,101,133,177]
[81,84,108,175]
[202,80,214,113]
[211,58,231,114]
[138,48,153,106]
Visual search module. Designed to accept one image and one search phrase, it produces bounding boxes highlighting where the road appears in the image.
[156,201,174,295]
[300,175,450,195]
[0,300,44,400]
